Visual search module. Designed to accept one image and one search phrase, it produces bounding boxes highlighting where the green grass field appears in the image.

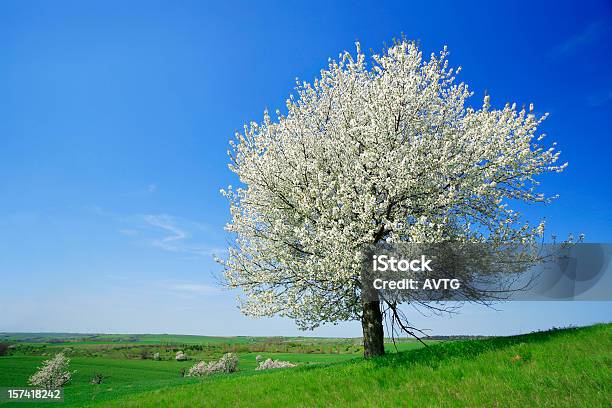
[0,332,419,406]
[1,324,610,407]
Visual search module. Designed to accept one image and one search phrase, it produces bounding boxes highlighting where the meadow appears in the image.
[0,324,610,407]
[0,331,422,406]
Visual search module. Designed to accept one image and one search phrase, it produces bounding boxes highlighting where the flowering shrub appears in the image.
[175,351,188,361]
[153,352,161,361]
[255,355,263,363]
[255,358,296,370]
[28,353,74,388]
[187,353,239,376]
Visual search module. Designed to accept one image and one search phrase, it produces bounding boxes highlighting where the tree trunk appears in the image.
[361,300,385,358]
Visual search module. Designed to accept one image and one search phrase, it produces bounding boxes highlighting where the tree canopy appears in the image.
[220,40,565,353]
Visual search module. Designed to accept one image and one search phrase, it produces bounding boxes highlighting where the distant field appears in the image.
[0,325,609,407]
[0,333,366,345]
[0,332,424,360]
[0,331,425,406]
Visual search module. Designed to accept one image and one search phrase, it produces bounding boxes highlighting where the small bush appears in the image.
[256,358,296,370]
[175,351,188,361]
[28,353,74,388]
[187,353,239,376]
[153,352,161,361]
[90,373,105,385]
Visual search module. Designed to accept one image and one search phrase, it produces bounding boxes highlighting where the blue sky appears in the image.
[0,0,610,336]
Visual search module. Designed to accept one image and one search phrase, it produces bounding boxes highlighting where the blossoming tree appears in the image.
[221,40,565,357]
[28,353,73,389]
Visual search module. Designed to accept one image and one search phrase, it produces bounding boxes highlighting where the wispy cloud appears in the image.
[163,282,219,295]
[550,22,605,58]
[121,183,159,197]
[89,206,226,258]
[143,214,189,250]
[141,214,226,258]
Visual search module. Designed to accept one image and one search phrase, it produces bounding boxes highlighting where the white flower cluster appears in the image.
[221,40,566,329]
[28,353,74,389]
[175,351,188,361]
[187,353,239,376]
[153,352,161,361]
[255,358,297,370]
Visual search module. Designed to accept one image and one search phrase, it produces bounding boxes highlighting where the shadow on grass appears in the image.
[370,324,607,369]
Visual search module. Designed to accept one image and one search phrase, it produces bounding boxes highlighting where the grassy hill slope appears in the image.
[95,324,611,407]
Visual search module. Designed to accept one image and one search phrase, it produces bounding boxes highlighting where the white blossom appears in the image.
[187,353,239,376]
[255,358,297,370]
[28,353,74,389]
[221,40,565,330]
